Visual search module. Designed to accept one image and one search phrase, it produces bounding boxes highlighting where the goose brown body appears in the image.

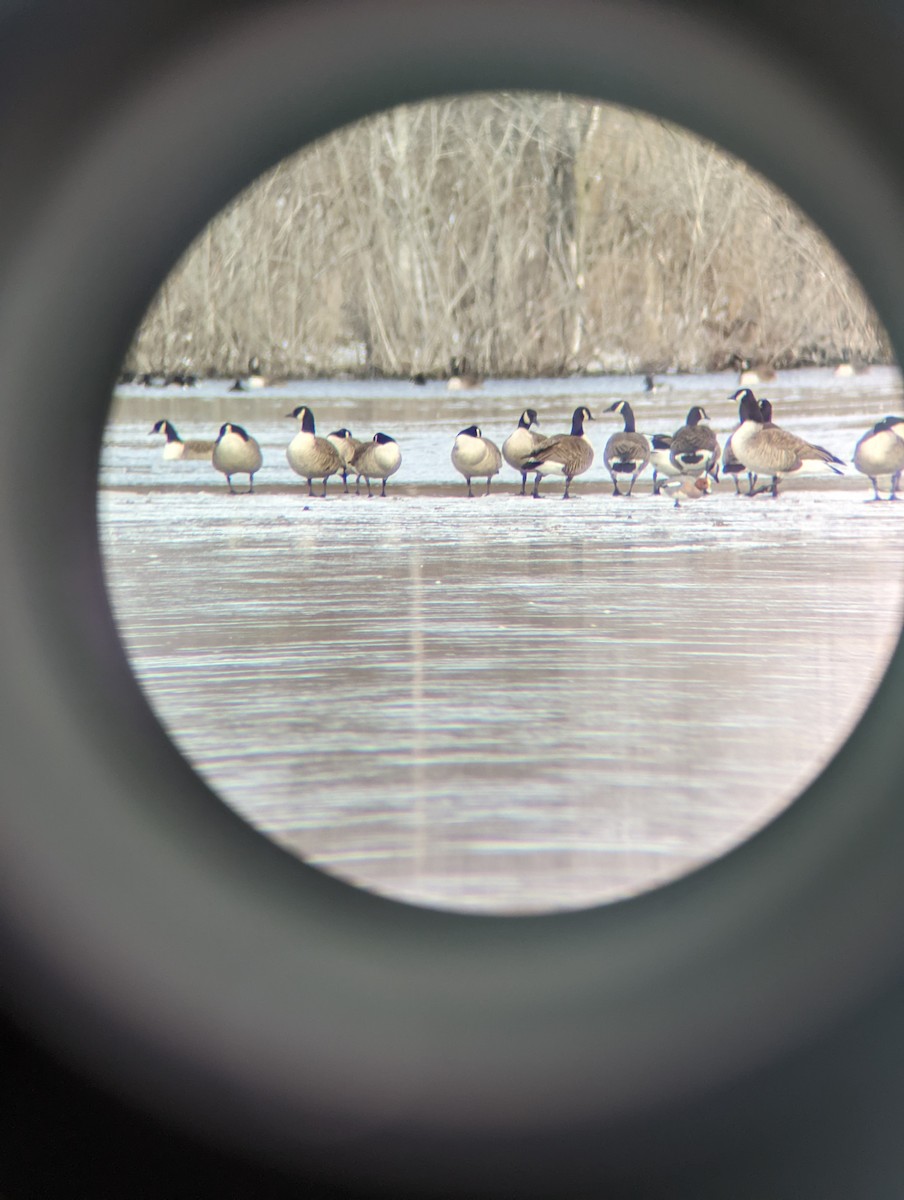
[151,419,214,461]
[502,409,545,494]
[729,389,845,497]
[522,406,595,499]
[286,406,345,496]
[669,406,720,479]
[603,401,650,496]
[212,422,262,493]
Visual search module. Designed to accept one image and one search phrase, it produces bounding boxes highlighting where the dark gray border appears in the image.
[1,1,904,1193]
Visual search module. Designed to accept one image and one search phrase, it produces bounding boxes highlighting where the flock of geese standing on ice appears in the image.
[150,389,904,505]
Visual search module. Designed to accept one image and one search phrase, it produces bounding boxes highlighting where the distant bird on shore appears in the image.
[662,475,712,507]
[853,416,904,501]
[728,388,845,497]
[150,419,214,461]
[603,400,650,496]
[327,428,365,493]
[451,425,502,496]
[502,409,545,495]
[351,432,402,497]
[447,357,482,391]
[669,406,720,480]
[522,406,595,499]
[212,422,262,493]
[286,406,345,497]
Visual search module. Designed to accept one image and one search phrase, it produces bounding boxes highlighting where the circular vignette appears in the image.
[1,0,904,1195]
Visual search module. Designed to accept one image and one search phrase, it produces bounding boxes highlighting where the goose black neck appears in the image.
[619,404,636,433]
[570,408,587,436]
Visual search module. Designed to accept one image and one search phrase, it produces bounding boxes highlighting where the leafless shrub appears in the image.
[127,93,890,379]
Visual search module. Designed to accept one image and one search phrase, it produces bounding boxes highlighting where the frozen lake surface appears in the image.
[99,368,904,912]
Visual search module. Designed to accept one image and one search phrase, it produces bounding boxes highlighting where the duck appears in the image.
[853,416,904,501]
[502,409,545,495]
[603,400,650,496]
[286,406,345,497]
[446,356,482,391]
[350,432,402,497]
[521,406,595,499]
[722,398,773,494]
[669,406,720,479]
[150,418,214,461]
[648,432,682,495]
[735,356,777,387]
[728,388,845,497]
[326,428,365,494]
[662,475,712,507]
[212,422,262,493]
[451,425,503,496]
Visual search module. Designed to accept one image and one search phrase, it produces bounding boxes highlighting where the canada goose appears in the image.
[736,357,777,387]
[502,409,545,495]
[834,361,870,378]
[853,416,904,501]
[669,406,720,479]
[451,425,503,497]
[522,406,595,499]
[662,475,712,507]
[326,428,365,494]
[643,373,670,393]
[722,398,773,494]
[728,388,845,497]
[212,422,262,493]
[447,357,482,391]
[150,419,214,461]
[286,406,345,497]
[350,432,402,497]
[648,432,682,495]
[603,401,650,496]
[245,356,268,388]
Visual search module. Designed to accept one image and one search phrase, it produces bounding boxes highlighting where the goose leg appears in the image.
[889,473,900,501]
[770,476,780,498]
[342,470,349,494]
[367,477,374,498]
[520,471,527,496]
[322,477,328,497]
[307,478,315,497]
[226,474,236,494]
[381,479,388,497]
[562,477,572,500]
[249,474,255,494]
[866,477,883,502]
[485,476,492,496]
[732,475,741,495]
[532,474,543,499]
[355,475,362,496]
[610,476,621,497]
[467,477,473,498]
[626,473,638,497]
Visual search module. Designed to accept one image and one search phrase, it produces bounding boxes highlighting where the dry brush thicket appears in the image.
[128,93,890,379]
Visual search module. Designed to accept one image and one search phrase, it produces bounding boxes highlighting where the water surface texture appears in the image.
[99,369,904,912]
